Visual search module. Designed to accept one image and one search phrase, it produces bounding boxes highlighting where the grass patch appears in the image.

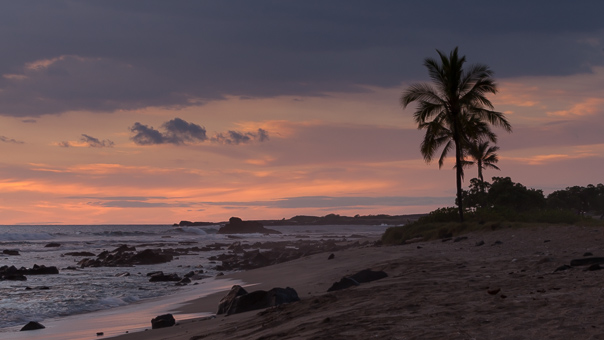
[381,208,604,245]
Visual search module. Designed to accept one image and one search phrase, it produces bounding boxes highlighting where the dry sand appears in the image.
[110,225,604,340]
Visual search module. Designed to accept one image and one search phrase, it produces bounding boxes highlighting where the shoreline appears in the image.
[11,224,604,339]
[113,224,604,340]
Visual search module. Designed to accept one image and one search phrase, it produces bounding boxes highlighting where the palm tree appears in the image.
[401,47,511,222]
[464,140,500,183]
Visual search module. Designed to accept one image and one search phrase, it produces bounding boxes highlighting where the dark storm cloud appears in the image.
[131,118,268,146]
[0,136,24,144]
[59,133,115,147]
[0,1,602,116]
[211,128,270,145]
[130,118,207,145]
[81,134,114,148]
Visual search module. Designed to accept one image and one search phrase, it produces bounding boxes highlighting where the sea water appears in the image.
[0,224,389,336]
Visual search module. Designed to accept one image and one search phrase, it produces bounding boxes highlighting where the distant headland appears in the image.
[174,213,426,227]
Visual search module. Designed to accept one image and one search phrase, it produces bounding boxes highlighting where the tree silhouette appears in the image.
[463,140,500,183]
[401,47,511,222]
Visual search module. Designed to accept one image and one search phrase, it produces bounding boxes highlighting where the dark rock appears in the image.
[44,243,61,248]
[327,277,359,292]
[225,287,299,315]
[64,251,96,257]
[217,217,281,235]
[328,253,335,260]
[20,321,45,331]
[149,273,181,282]
[130,249,173,265]
[475,240,485,247]
[554,264,572,272]
[349,269,388,283]
[587,264,602,271]
[454,236,468,242]
[2,273,27,281]
[151,314,175,329]
[570,257,604,267]
[217,285,248,315]
[3,249,20,255]
[491,240,503,246]
[584,252,594,257]
[112,245,136,253]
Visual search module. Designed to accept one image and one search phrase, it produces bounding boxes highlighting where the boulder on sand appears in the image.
[327,269,388,292]
[217,217,281,235]
[221,286,300,315]
[20,321,45,331]
[151,314,175,329]
[217,285,248,315]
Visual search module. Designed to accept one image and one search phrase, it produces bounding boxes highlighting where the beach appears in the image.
[94,224,604,340]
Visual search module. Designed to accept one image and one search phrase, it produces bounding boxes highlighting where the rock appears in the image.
[327,269,387,292]
[584,252,594,257]
[475,240,485,246]
[349,269,388,283]
[587,264,602,271]
[130,249,173,265]
[554,264,571,272]
[3,249,20,255]
[112,245,136,253]
[487,288,501,295]
[20,321,45,331]
[217,285,248,315]
[149,273,181,282]
[491,240,503,246]
[570,257,604,267]
[2,273,27,281]
[327,277,359,292]
[64,252,96,257]
[225,287,300,315]
[454,236,468,242]
[44,243,61,248]
[217,217,281,235]
[328,253,335,260]
[151,314,175,329]
[115,272,130,277]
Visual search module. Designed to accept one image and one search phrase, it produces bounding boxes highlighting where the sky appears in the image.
[0,1,603,224]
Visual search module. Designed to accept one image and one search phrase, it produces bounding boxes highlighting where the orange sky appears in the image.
[0,2,602,224]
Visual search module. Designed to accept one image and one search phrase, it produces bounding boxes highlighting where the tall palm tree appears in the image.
[464,140,500,183]
[401,47,511,222]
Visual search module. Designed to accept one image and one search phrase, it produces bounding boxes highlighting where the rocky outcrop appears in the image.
[151,314,175,329]
[217,285,248,315]
[148,272,181,282]
[20,321,45,331]
[218,286,300,315]
[77,247,174,268]
[0,264,59,281]
[209,239,356,272]
[63,251,96,257]
[3,249,20,255]
[327,269,388,292]
[217,217,281,235]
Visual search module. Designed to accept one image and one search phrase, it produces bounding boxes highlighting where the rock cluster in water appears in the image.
[217,217,281,234]
[0,264,59,281]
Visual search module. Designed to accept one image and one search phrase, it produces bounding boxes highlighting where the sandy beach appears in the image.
[91,224,604,340]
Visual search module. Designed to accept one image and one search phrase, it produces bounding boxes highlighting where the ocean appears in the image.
[0,223,389,339]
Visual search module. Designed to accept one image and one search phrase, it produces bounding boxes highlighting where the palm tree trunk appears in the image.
[453,122,464,222]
